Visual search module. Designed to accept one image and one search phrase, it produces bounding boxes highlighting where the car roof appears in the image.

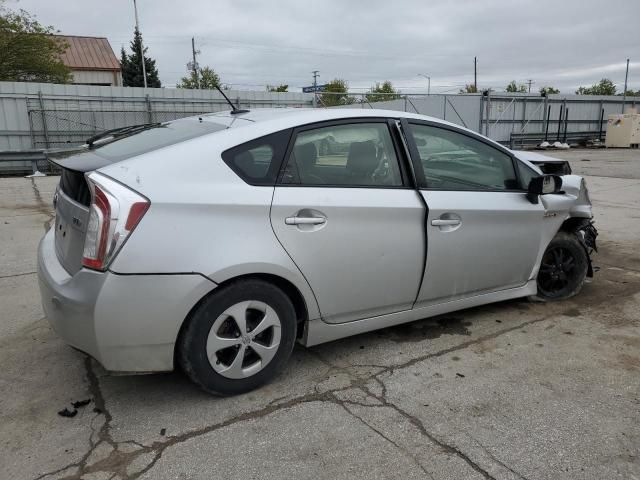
[201,107,454,129]
[180,107,509,155]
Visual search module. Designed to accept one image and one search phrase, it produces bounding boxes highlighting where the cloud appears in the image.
[12,0,640,93]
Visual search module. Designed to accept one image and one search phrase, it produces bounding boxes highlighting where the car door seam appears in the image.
[268,185,324,321]
[394,120,430,309]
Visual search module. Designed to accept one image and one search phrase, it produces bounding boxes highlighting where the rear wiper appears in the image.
[86,123,162,148]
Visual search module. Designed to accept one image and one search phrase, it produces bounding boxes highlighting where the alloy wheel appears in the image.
[206,300,282,379]
[537,246,578,297]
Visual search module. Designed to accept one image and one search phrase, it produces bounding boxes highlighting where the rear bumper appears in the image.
[37,229,217,372]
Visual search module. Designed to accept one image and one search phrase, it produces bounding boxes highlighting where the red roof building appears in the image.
[54,35,122,86]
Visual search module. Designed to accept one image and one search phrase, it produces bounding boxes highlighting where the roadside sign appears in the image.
[303,84,328,93]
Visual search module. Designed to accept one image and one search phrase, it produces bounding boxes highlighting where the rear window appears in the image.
[93,120,225,161]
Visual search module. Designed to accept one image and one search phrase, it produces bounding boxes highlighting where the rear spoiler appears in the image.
[45,146,116,173]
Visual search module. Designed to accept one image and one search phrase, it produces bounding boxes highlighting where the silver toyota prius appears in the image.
[38,108,597,395]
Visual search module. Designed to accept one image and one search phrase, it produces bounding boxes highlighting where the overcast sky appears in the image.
[10,0,640,94]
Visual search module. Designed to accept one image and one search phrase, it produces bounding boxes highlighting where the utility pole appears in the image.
[418,74,431,95]
[191,37,199,89]
[132,0,147,88]
[312,70,319,107]
[474,56,477,92]
[622,58,630,114]
[527,79,533,93]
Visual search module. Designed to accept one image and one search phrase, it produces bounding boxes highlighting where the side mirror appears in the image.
[526,175,563,204]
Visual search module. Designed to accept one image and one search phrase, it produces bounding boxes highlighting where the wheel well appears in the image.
[175,273,309,365]
[559,216,590,233]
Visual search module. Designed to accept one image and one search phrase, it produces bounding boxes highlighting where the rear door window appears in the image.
[279,122,404,187]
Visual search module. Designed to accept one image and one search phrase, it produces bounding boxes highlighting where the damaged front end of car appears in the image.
[558,176,599,278]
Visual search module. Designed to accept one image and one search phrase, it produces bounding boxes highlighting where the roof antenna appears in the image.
[215,85,249,114]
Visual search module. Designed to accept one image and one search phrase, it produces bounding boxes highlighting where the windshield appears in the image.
[92,120,226,161]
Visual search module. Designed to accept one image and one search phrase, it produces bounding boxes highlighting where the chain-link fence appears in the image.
[317,91,639,146]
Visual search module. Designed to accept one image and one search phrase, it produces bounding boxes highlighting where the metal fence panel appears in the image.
[2,81,640,174]
[0,81,314,172]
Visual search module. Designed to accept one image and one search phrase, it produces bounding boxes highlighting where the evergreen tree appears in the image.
[121,28,161,87]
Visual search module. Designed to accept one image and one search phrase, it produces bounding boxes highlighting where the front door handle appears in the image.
[431,219,461,226]
[285,216,326,226]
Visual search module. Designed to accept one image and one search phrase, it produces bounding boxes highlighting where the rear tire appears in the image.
[534,231,588,301]
[178,279,297,396]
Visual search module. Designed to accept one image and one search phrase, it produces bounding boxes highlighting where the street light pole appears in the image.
[133,0,147,88]
[622,58,630,114]
[418,74,431,95]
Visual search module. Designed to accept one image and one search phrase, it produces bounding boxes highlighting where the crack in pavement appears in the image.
[466,434,532,480]
[336,400,436,480]
[29,177,55,232]
[307,350,501,480]
[0,271,36,279]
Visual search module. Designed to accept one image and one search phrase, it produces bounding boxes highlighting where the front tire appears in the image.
[178,279,297,396]
[535,231,588,301]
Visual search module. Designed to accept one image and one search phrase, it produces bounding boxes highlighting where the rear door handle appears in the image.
[431,219,461,226]
[285,216,326,226]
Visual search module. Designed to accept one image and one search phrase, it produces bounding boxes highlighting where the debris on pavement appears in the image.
[58,408,77,418]
[72,399,91,408]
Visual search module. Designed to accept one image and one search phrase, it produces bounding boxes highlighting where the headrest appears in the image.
[294,142,317,168]
[235,150,257,177]
[347,141,377,175]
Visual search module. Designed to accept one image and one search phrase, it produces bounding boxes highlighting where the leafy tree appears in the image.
[506,80,527,93]
[319,79,354,106]
[178,66,220,89]
[0,5,71,83]
[539,86,560,95]
[267,84,288,92]
[575,78,616,96]
[459,84,478,93]
[121,27,161,87]
[618,89,640,97]
[365,80,400,103]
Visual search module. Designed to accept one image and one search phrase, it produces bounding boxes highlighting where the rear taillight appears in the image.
[82,173,150,271]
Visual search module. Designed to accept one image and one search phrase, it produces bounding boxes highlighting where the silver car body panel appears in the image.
[270,187,424,324]
[416,190,546,306]
[304,280,538,346]
[53,187,90,274]
[38,108,595,372]
[38,228,216,372]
